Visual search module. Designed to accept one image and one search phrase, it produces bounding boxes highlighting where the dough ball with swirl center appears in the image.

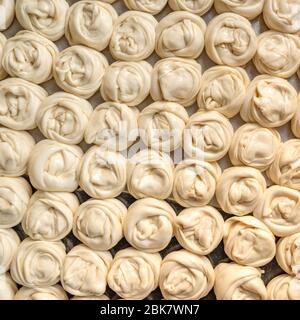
[79,147,126,199]
[0,228,20,274]
[155,11,206,59]
[168,0,214,15]
[15,0,69,41]
[107,247,161,300]
[175,206,224,255]
[22,191,79,241]
[124,0,168,14]
[124,198,176,252]
[2,31,58,84]
[267,275,300,300]
[65,1,118,52]
[216,166,266,216]
[73,198,127,251]
[36,92,93,145]
[53,46,108,99]
[159,249,215,300]
[15,285,68,300]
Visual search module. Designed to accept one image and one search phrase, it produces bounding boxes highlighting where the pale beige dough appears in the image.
[267,275,300,300]
[253,31,300,79]
[28,139,83,192]
[127,150,174,200]
[15,0,69,41]
[100,61,152,107]
[159,249,214,300]
[110,11,157,61]
[197,66,250,118]
[241,75,298,128]
[73,198,127,251]
[107,247,161,300]
[291,94,300,138]
[0,273,17,300]
[53,46,108,99]
[0,228,20,274]
[15,285,68,300]
[0,127,35,177]
[224,216,276,267]
[0,177,32,229]
[184,111,234,161]
[124,0,168,14]
[155,11,206,59]
[214,263,267,300]
[124,198,176,253]
[71,295,109,300]
[229,123,281,171]
[138,101,189,152]
[215,0,264,20]
[151,57,202,107]
[84,102,139,151]
[216,166,267,216]
[22,191,79,241]
[253,185,300,237]
[0,0,15,31]
[2,30,58,84]
[0,78,48,131]
[79,147,126,199]
[173,159,221,208]
[10,238,66,288]
[174,206,224,255]
[61,244,112,297]
[0,33,7,80]
[65,0,118,51]
[205,13,257,67]
[168,0,214,15]
[36,92,93,145]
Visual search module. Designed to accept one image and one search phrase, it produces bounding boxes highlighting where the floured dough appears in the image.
[214,0,264,20]
[36,92,93,145]
[65,0,118,51]
[15,285,68,300]
[110,11,157,61]
[0,0,15,31]
[124,198,176,252]
[127,150,174,199]
[267,275,300,300]
[253,31,300,78]
[84,102,138,151]
[174,206,224,255]
[263,0,300,35]
[173,159,221,207]
[79,147,126,199]
[268,139,300,190]
[124,0,167,14]
[0,177,32,228]
[159,249,214,300]
[28,139,83,192]
[0,33,7,80]
[229,123,281,171]
[0,228,20,274]
[216,166,267,216]
[0,273,17,300]
[73,198,127,251]
[168,0,214,15]
[15,0,69,41]
[100,61,152,106]
[205,13,257,67]
[151,57,202,107]
[241,75,298,128]
[214,263,267,300]
[2,30,58,84]
[254,185,300,237]
[107,247,161,300]
[0,127,35,177]
[184,111,234,161]
[138,101,189,152]
[155,11,206,59]
[276,232,300,277]
[22,191,79,241]
[224,216,276,267]
[0,78,48,130]
[61,244,112,297]
[197,66,250,118]
[53,45,108,99]
[10,238,66,287]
